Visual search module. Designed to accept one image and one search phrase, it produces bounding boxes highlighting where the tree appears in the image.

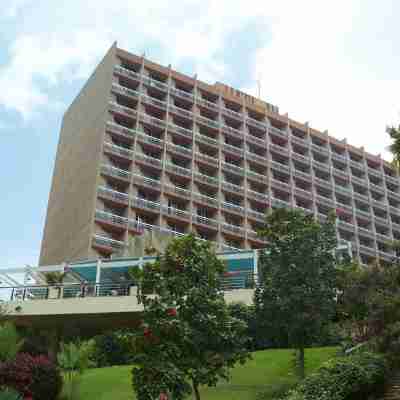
[0,322,23,363]
[254,208,338,379]
[131,234,250,400]
[387,124,400,171]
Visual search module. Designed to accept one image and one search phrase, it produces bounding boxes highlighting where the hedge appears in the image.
[282,352,387,400]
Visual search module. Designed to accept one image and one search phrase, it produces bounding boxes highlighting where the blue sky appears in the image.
[0,0,399,268]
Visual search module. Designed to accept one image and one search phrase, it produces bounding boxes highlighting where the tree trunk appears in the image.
[192,380,201,400]
[298,345,305,380]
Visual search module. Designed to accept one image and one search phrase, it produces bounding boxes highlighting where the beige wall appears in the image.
[39,43,117,266]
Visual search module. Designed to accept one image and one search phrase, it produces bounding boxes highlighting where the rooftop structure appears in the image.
[39,42,400,267]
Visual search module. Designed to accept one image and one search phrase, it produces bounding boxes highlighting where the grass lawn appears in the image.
[77,347,337,400]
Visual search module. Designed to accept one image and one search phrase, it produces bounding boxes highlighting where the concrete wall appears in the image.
[39,43,117,266]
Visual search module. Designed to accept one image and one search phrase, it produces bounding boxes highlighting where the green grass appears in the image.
[76,347,337,400]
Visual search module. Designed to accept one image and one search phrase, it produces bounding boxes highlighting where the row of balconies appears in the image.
[112,68,398,180]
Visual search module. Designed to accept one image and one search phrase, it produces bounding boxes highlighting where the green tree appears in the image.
[131,234,250,400]
[387,124,400,171]
[254,208,338,379]
[0,322,23,363]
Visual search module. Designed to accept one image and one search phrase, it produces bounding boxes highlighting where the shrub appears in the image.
[0,323,23,362]
[0,388,22,400]
[92,330,135,367]
[0,353,62,400]
[281,352,387,400]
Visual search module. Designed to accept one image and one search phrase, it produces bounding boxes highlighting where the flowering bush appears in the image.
[0,353,62,400]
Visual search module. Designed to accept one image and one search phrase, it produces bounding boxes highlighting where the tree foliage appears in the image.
[0,323,23,363]
[387,124,400,171]
[131,234,250,400]
[254,209,338,378]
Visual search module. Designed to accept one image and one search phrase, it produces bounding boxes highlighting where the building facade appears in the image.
[39,42,400,266]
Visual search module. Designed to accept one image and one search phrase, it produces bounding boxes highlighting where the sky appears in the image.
[0,0,399,269]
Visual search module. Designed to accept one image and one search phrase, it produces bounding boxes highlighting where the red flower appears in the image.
[167,308,177,317]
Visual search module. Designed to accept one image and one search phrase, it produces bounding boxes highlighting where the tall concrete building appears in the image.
[39,42,400,266]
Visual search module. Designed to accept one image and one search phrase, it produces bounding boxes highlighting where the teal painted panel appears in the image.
[226,258,254,272]
[71,267,97,282]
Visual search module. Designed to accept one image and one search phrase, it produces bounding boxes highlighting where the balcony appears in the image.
[168,143,193,158]
[378,251,394,262]
[385,174,399,185]
[221,124,243,139]
[291,152,311,166]
[114,65,141,82]
[109,101,137,119]
[333,168,349,180]
[375,231,391,242]
[374,215,389,225]
[93,234,125,251]
[95,210,128,229]
[247,118,266,131]
[141,95,167,111]
[103,142,134,160]
[338,220,355,232]
[387,190,400,201]
[269,126,287,138]
[311,144,328,155]
[196,152,219,167]
[142,76,169,92]
[270,143,289,156]
[97,186,129,205]
[221,201,246,216]
[247,170,268,183]
[356,208,371,219]
[140,114,166,130]
[353,192,369,203]
[271,160,290,174]
[335,185,352,196]
[132,174,161,191]
[192,192,219,208]
[247,230,262,241]
[246,134,266,148]
[313,159,330,172]
[195,172,219,187]
[390,206,400,216]
[316,195,334,207]
[106,121,136,139]
[246,151,266,165]
[295,186,312,199]
[169,105,193,119]
[135,153,162,169]
[196,133,219,148]
[357,227,374,238]
[359,244,376,257]
[131,197,161,212]
[247,209,266,222]
[271,197,290,209]
[101,164,131,182]
[350,159,364,170]
[293,169,311,180]
[222,108,243,121]
[168,123,193,138]
[368,167,382,178]
[111,83,139,100]
[192,215,219,229]
[291,135,308,147]
[372,199,387,211]
[163,206,191,221]
[221,180,243,194]
[165,162,192,178]
[198,115,220,130]
[197,97,217,110]
[222,161,245,177]
[271,179,291,194]
[163,184,191,200]
[331,152,347,163]
[247,189,269,204]
[351,175,367,186]
[170,87,194,101]
[222,223,245,236]
[136,132,163,149]
[223,142,244,156]
[314,177,332,189]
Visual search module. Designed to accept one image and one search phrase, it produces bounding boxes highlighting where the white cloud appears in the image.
[0,0,399,158]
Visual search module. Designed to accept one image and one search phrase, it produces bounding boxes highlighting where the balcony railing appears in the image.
[270,143,289,156]
[131,197,161,212]
[357,227,374,238]
[247,118,266,131]
[97,186,129,205]
[270,160,290,173]
[223,108,243,121]
[136,132,163,148]
[164,185,191,199]
[135,153,162,168]
[311,143,329,155]
[246,151,266,164]
[368,167,383,178]
[351,175,366,186]
[101,164,131,182]
[314,177,332,189]
[385,174,399,185]
[350,159,364,170]
[195,172,219,186]
[293,169,311,180]
[192,192,219,207]
[269,126,287,138]
[163,206,191,221]
[109,101,137,119]
[247,170,268,183]
[140,114,166,130]
[359,244,376,257]
[356,209,372,219]
[247,209,265,221]
[223,142,244,156]
[271,197,290,209]
[291,152,310,165]
[222,161,245,176]
[221,201,245,215]
[353,191,369,203]
[333,168,349,180]
[95,210,128,228]
[334,185,352,196]
[111,83,140,100]
[196,152,219,166]
[338,220,355,232]
[221,124,243,139]
[221,180,243,193]
[331,152,347,163]
[295,186,312,199]
[316,195,334,207]
[168,123,193,137]
[372,199,387,210]
[196,97,217,110]
[106,121,136,139]
[141,95,167,111]
[114,65,141,81]
[103,142,134,160]
[291,135,308,147]
[247,189,269,203]
[198,115,220,130]
[390,206,400,216]
[165,162,192,177]
[196,133,219,147]
[313,159,330,172]
[170,87,194,101]
[93,234,125,250]
[374,215,389,225]
[169,105,193,119]
[193,215,219,228]
[246,134,266,148]
[132,174,161,190]
[168,143,193,158]
[387,190,400,201]
[222,223,245,235]
[142,76,169,91]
